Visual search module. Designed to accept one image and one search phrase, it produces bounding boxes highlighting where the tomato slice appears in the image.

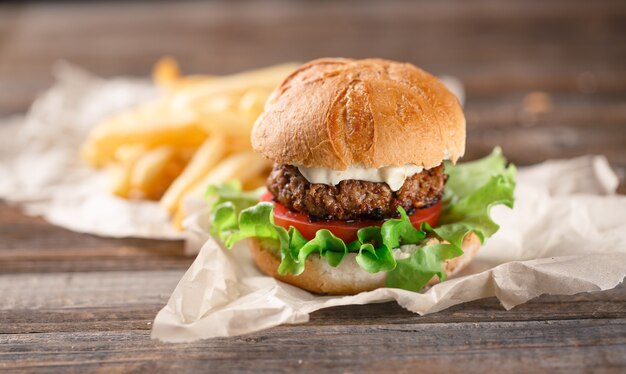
[260,192,441,243]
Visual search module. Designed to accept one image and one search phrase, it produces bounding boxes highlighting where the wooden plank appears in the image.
[2,264,622,313]
[465,93,626,129]
[0,319,625,372]
[0,204,192,274]
[0,307,161,334]
[1,266,623,334]
[1,285,624,335]
[1,0,625,115]
[0,252,191,274]
[0,206,182,252]
[0,270,183,310]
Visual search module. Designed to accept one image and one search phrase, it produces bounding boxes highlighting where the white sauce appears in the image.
[297,164,425,191]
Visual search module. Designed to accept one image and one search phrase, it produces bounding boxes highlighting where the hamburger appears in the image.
[207,58,515,295]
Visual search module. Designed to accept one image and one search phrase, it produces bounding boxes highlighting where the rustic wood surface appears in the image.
[1,0,625,372]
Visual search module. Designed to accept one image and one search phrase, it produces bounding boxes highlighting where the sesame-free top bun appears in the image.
[249,232,480,295]
[251,58,465,170]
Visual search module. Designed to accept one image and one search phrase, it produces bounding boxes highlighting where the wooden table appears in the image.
[1,1,625,372]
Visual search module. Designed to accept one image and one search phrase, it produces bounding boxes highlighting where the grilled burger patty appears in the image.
[267,164,447,221]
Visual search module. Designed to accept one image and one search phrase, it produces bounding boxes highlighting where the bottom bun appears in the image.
[249,232,481,295]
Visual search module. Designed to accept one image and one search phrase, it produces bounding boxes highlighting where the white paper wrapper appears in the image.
[151,156,626,342]
[0,64,183,239]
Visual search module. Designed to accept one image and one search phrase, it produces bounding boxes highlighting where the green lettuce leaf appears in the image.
[386,147,516,290]
[205,147,516,293]
[206,181,265,216]
[380,207,426,249]
[354,227,396,273]
[386,243,463,292]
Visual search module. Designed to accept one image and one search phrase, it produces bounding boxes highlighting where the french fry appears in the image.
[130,146,191,200]
[242,175,269,191]
[153,57,215,92]
[106,145,147,198]
[171,76,216,90]
[195,108,258,138]
[153,56,181,88]
[170,149,271,228]
[239,87,272,114]
[82,57,299,230]
[114,143,148,164]
[82,107,206,167]
[159,136,228,214]
[171,205,188,231]
[107,165,131,198]
[169,63,299,110]
[191,87,270,137]
[225,135,253,153]
[187,151,272,199]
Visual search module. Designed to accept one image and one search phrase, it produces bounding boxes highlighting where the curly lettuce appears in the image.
[206,148,515,292]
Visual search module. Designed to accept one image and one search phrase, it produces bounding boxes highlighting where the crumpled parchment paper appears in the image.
[151,155,626,342]
[0,64,183,239]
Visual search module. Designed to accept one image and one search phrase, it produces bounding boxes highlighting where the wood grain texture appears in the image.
[1,320,625,373]
[1,0,625,372]
[1,284,624,334]
[2,0,626,112]
[0,205,191,274]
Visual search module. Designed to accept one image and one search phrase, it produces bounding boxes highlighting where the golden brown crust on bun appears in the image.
[251,58,465,170]
[248,232,480,295]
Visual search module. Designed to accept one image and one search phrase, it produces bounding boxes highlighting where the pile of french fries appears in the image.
[81,57,298,229]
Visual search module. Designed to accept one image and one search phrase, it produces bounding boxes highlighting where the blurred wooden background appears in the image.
[1,0,625,183]
[1,1,625,372]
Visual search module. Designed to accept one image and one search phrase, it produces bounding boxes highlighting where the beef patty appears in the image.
[267,164,447,221]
